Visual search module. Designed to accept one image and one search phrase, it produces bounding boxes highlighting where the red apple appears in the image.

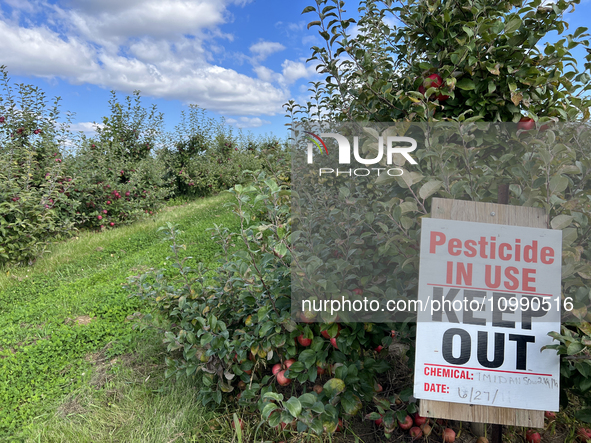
[426,74,449,101]
[335,418,343,432]
[244,369,252,375]
[518,117,535,131]
[276,370,291,386]
[284,358,296,369]
[544,411,556,420]
[399,415,413,430]
[313,385,323,394]
[375,383,383,393]
[297,334,312,346]
[577,427,591,441]
[375,416,383,427]
[419,73,448,101]
[410,426,423,439]
[317,363,326,375]
[353,288,363,295]
[526,429,541,443]
[443,428,456,442]
[272,363,282,375]
[414,413,427,426]
[421,423,432,436]
[375,345,383,352]
[330,337,338,349]
[427,73,443,88]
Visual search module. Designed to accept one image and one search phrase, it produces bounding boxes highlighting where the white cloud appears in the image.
[0,1,290,116]
[62,0,227,43]
[286,22,305,32]
[253,65,279,82]
[249,41,285,61]
[68,121,103,135]
[281,60,318,84]
[0,20,99,79]
[226,116,271,128]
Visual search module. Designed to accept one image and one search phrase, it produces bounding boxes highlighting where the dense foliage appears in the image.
[288,0,591,429]
[0,67,283,266]
[126,165,422,436]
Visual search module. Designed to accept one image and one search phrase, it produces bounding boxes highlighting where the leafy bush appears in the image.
[66,92,170,230]
[0,66,77,265]
[159,106,288,198]
[295,0,590,123]
[94,91,163,162]
[0,150,75,265]
[126,169,422,436]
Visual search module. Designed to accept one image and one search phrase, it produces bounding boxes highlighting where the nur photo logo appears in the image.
[301,128,418,177]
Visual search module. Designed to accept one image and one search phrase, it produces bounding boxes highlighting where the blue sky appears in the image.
[0,0,589,142]
[0,0,325,141]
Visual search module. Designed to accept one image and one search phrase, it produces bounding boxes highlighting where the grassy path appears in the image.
[0,195,240,442]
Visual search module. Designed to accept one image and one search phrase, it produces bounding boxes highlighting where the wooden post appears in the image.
[418,197,546,430]
[491,184,509,443]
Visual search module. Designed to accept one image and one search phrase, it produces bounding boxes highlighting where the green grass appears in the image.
[0,195,240,441]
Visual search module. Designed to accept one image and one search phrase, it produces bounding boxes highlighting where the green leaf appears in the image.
[269,409,282,427]
[200,333,213,346]
[287,361,305,373]
[567,342,584,355]
[366,412,382,420]
[456,79,475,90]
[311,401,325,414]
[323,378,346,398]
[263,392,284,402]
[299,393,316,408]
[504,17,522,34]
[299,349,317,368]
[549,175,568,193]
[341,393,362,415]
[285,397,302,418]
[310,418,324,434]
[551,215,573,230]
[575,408,591,423]
[418,180,442,200]
[263,402,279,419]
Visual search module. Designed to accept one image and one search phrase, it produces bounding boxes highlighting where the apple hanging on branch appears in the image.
[418,73,449,102]
[517,117,535,131]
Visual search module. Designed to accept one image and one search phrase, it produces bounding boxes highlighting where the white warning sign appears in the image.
[413,218,562,411]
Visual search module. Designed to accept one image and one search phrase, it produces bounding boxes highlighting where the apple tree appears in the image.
[298,0,590,123]
[291,0,591,423]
